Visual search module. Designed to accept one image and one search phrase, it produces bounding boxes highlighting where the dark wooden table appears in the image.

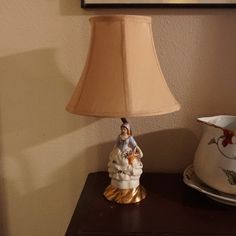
[65,172,236,236]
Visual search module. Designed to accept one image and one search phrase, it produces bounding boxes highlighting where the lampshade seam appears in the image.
[121,20,129,114]
[73,21,96,110]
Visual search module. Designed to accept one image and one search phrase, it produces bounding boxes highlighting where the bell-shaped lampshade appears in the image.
[66,15,180,117]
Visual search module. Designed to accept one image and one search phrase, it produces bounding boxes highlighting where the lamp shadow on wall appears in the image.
[50,126,197,202]
[58,126,198,176]
[173,14,236,121]
[48,127,197,216]
[0,114,8,236]
[136,128,198,172]
[0,49,98,236]
[192,17,236,116]
[0,49,97,146]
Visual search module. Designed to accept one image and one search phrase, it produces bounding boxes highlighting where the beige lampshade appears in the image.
[66,15,180,117]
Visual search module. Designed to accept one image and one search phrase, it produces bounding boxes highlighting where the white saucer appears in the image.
[183,165,236,206]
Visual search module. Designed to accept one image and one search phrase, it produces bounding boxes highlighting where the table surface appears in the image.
[65,172,236,236]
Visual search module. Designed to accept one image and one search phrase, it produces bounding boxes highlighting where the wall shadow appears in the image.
[0,113,8,236]
[0,49,97,152]
[191,14,236,116]
[0,126,197,235]
[0,49,98,235]
[70,126,199,174]
[3,174,86,236]
[2,138,113,236]
[52,127,197,233]
[152,10,236,130]
[135,128,198,172]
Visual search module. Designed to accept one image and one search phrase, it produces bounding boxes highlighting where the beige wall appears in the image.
[0,0,236,235]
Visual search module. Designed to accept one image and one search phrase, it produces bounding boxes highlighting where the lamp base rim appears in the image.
[104,184,146,204]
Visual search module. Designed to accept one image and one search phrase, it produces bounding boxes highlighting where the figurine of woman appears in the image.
[105,122,146,203]
[115,123,143,164]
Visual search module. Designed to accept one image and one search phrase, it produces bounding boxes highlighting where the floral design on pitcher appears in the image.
[221,168,236,185]
[208,129,236,160]
[222,130,235,147]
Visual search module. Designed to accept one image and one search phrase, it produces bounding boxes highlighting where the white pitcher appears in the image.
[193,115,236,194]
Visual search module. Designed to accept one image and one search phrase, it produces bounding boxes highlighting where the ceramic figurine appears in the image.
[104,122,146,204]
[193,115,236,194]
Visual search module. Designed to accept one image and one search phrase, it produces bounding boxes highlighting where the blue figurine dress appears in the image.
[116,135,137,154]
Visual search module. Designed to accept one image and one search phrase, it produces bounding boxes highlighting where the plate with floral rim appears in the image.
[183,165,236,206]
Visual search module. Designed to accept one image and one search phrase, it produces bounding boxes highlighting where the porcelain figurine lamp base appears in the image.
[103,119,146,204]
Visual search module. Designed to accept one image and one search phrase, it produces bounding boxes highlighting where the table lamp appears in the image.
[66,15,180,204]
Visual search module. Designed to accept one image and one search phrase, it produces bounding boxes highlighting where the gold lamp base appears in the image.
[104,185,147,204]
